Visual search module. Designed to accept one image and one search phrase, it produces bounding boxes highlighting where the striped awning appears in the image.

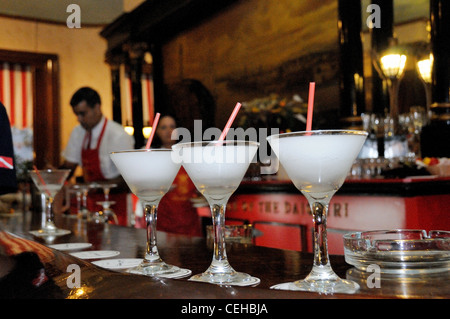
[0,62,33,129]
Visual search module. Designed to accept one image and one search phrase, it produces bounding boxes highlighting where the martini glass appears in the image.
[94,200,118,224]
[29,169,71,237]
[91,182,118,224]
[110,149,191,278]
[172,140,260,286]
[69,184,83,218]
[267,130,368,294]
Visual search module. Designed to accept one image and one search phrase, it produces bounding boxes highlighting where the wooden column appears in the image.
[420,0,450,157]
[105,52,126,125]
[338,0,365,129]
[110,62,122,124]
[149,43,164,115]
[128,43,147,148]
[370,0,393,115]
[430,0,450,106]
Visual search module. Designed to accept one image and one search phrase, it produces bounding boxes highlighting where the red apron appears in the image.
[81,119,128,226]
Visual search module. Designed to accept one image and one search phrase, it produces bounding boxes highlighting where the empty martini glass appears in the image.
[91,182,118,224]
[110,149,191,278]
[29,169,71,237]
[267,130,368,294]
[172,140,260,286]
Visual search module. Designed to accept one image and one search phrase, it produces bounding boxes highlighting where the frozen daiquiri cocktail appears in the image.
[173,140,260,286]
[267,130,368,294]
[110,149,191,278]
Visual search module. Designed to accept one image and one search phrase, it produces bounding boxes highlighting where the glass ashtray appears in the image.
[343,230,450,275]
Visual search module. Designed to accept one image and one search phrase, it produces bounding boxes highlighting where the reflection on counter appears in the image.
[346,268,450,298]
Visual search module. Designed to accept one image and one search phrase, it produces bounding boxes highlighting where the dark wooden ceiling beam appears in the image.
[101,0,238,56]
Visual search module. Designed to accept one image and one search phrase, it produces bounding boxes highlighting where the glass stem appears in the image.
[44,196,56,231]
[388,79,400,134]
[81,188,88,213]
[209,202,233,274]
[144,203,162,263]
[76,192,81,214]
[104,187,110,201]
[311,201,330,268]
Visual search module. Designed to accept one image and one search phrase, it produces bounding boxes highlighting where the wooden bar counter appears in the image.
[0,210,449,301]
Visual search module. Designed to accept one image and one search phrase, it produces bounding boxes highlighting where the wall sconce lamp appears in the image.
[373,41,407,135]
[417,54,433,111]
[380,54,407,79]
[124,121,134,136]
[380,52,407,118]
[142,125,152,139]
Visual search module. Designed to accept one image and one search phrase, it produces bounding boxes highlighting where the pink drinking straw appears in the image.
[218,102,242,141]
[145,112,161,149]
[306,82,315,131]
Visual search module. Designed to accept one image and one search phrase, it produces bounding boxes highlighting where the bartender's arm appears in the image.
[60,159,129,192]
[60,128,82,179]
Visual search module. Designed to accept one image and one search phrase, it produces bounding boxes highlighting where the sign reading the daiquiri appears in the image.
[226,193,406,230]
[225,193,407,253]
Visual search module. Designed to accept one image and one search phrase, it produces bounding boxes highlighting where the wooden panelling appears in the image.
[161,0,340,129]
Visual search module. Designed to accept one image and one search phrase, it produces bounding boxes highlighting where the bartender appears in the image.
[60,87,134,225]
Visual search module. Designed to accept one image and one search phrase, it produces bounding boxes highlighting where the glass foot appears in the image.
[127,261,191,279]
[292,277,359,294]
[271,265,360,294]
[270,278,359,295]
[189,271,260,286]
[271,277,359,294]
[29,228,71,238]
[281,263,359,294]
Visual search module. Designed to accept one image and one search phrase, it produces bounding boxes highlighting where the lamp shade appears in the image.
[417,56,433,84]
[380,54,407,79]
[142,126,152,139]
[124,125,134,136]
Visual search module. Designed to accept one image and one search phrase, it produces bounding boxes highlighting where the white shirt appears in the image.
[62,117,134,179]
